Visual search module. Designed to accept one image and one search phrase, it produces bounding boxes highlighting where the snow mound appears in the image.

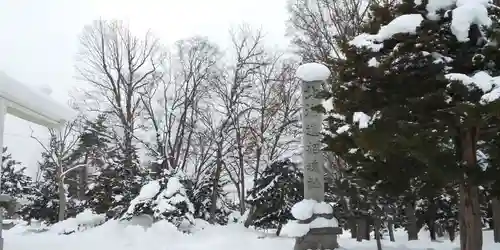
[291,199,334,220]
[296,63,331,81]
[49,209,106,235]
[281,216,339,237]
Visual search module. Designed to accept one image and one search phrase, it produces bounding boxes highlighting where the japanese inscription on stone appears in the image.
[301,79,325,201]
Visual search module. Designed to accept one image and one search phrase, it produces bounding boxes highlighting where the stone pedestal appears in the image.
[293,212,342,250]
[294,227,342,250]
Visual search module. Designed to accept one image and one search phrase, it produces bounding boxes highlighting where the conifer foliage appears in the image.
[1,147,32,199]
[322,1,500,249]
[18,146,62,224]
[246,159,303,234]
[190,171,230,225]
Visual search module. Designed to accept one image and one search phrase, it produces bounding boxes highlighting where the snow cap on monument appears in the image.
[296,63,331,82]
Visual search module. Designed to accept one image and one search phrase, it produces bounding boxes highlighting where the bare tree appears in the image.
[244,56,302,181]
[287,0,386,62]
[31,121,80,221]
[76,19,165,170]
[139,36,220,176]
[211,25,270,215]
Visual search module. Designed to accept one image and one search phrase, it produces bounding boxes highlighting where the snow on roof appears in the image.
[0,71,76,127]
[296,63,331,82]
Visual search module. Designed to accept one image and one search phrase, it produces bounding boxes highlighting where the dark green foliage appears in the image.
[319,0,500,244]
[247,159,303,230]
[1,147,32,199]
[77,114,145,219]
[190,171,230,224]
[17,147,62,224]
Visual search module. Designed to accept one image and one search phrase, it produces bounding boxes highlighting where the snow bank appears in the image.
[0,71,76,125]
[4,219,500,250]
[49,209,106,235]
[296,63,331,82]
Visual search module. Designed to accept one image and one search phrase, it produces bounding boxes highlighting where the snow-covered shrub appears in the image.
[121,176,195,231]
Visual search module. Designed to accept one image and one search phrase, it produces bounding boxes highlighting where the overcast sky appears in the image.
[0,0,291,175]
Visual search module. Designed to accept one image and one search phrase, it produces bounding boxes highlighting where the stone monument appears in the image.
[293,62,342,250]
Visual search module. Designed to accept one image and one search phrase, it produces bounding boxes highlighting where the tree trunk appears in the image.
[209,143,223,224]
[349,216,357,239]
[405,204,418,240]
[447,221,457,242]
[276,223,283,236]
[374,218,382,250]
[458,130,483,250]
[57,149,66,222]
[364,217,371,240]
[235,129,246,215]
[459,182,483,250]
[437,224,444,238]
[243,206,255,228]
[491,197,500,243]
[427,200,437,241]
[78,153,88,200]
[58,176,66,222]
[429,220,437,241]
[356,218,365,242]
[388,219,395,242]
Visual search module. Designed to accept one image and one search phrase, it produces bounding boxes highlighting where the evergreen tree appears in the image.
[246,159,303,235]
[66,114,110,200]
[322,1,500,249]
[190,170,230,225]
[17,150,60,224]
[80,114,145,219]
[1,147,32,199]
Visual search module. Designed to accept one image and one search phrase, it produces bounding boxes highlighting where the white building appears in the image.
[0,71,75,250]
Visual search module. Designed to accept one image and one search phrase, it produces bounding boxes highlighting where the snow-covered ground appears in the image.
[4,219,499,250]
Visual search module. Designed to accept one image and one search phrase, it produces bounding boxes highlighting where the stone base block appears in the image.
[293,227,342,250]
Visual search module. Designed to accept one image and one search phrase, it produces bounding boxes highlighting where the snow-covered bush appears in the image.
[121,176,195,231]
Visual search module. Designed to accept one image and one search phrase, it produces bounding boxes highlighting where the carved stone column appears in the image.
[293,63,341,250]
